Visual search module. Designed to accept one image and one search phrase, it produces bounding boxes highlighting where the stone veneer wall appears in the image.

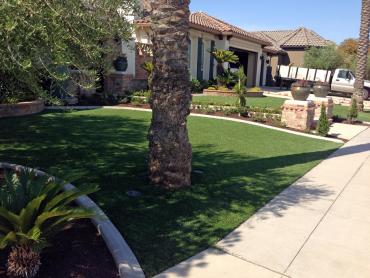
[313,97,334,120]
[281,100,315,131]
[0,100,44,118]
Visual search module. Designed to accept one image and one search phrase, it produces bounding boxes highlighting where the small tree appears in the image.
[210,49,239,76]
[304,45,343,70]
[141,61,154,89]
[233,67,247,107]
[348,97,359,123]
[317,104,330,136]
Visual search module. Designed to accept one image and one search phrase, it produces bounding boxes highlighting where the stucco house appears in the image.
[252,28,331,82]
[106,11,273,94]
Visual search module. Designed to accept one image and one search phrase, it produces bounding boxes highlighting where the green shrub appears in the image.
[191,79,202,93]
[0,168,98,277]
[317,104,330,136]
[348,98,358,123]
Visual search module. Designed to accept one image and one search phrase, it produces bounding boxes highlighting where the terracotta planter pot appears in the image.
[291,86,310,101]
[313,84,330,98]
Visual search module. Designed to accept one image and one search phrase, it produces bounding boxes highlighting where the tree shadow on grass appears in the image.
[0,110,344,277]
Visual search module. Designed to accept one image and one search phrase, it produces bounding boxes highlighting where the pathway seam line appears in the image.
[212,246,292,278]
[283,152,370,274]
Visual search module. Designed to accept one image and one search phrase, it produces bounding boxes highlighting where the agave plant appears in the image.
[0,168,98,278]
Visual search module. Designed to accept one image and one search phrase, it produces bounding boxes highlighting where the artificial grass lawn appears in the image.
[333,105,370,122]
[0,109,341,276]
[192,95,285,109]
[193,95,370,122]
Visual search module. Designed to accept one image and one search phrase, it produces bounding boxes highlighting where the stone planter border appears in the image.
[203,89,264,97]
[0,162,145,278]
[0,100,44,118]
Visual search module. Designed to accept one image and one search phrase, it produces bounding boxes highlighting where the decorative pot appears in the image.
[291,86,310,101]
[313,84,330,98]
[113,56,128,72]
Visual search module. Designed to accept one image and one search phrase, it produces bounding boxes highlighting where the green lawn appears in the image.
[333,105,370,122]
[193,95,370,122]
[192,95,285,109]
[0,109,341,276]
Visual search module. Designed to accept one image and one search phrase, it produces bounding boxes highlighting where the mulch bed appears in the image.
[0,220,118,278]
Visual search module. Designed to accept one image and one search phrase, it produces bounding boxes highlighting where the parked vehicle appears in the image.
[275,65,369,100]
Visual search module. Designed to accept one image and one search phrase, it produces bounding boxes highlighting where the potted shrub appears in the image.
[291,80,311,101]
[113,55,128,72]
[313,81,330,98]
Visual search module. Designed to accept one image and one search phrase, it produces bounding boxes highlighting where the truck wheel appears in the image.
[363,89,369,100]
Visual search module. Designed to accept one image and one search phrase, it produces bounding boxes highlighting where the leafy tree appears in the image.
[148,0,192,188]
[304,45,343,70]
[338,38,359,56]
[0,0,136,103]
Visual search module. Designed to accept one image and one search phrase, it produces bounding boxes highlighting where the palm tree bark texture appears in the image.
[354,0,370,111]
[148,0,192,188]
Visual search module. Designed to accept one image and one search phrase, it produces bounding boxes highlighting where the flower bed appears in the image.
[0,100,44,118]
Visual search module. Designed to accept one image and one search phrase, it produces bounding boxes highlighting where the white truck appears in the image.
[276,65,369,100]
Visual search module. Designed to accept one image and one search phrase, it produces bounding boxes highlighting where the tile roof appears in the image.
[134,12,272,46]
[189,12,271,46]
[252,28,330,53]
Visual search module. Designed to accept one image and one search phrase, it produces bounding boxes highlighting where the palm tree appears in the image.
[148,0,192,188]
[354,0,370,111]
[210,49,239,76]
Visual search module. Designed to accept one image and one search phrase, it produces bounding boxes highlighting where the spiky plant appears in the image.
[210,49,239,76]
[141,61,154,89]
[233,67,247,107]
[0,168,98,277]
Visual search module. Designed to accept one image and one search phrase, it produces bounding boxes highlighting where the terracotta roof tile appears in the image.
[135,12,271,46]
[252,28,330,52]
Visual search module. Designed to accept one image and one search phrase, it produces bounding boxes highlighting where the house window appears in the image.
[197,38,204,81]
[209,40,215,80]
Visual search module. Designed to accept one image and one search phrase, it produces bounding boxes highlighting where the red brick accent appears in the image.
[0,100,44,118]
[104,73,134,95]
[135,48,152,80]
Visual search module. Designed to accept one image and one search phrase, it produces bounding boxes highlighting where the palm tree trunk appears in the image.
[354,0,370,111]
[148,0,192,188]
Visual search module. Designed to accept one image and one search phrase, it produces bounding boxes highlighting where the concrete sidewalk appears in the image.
[157,128,370,278]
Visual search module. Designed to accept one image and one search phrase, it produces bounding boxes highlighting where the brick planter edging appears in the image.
[0,100,44,118]
[0,162,145,278]
[203,89,264,97]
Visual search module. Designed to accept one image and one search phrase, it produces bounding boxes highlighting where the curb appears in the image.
[47,106,343,143]
[0,162,145,278]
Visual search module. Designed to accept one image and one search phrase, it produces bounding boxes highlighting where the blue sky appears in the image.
[190,0,362,44]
